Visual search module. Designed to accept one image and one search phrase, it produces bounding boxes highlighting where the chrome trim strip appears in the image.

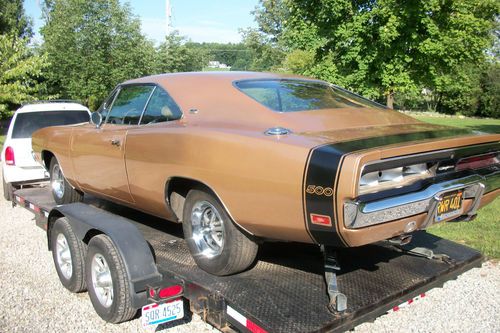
[344,170,499,229]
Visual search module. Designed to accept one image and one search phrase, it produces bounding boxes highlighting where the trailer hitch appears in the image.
[322,246,347,313]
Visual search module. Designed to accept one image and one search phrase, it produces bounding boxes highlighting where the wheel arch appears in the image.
[41,150,55,170]
[165,176,254,236]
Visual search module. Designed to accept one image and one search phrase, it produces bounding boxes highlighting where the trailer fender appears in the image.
[47,203,163,307]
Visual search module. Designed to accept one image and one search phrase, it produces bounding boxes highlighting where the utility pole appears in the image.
[166,0,172,36]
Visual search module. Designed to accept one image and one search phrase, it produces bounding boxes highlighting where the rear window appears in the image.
[12,111,89,139]
[235,79,385,112]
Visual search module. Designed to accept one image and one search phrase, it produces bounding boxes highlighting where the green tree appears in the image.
[476,62,500,118]
[255,0,498,110]
[184,41,253,70]
[0,34,47,117]
[0,0,33,38]
[41,0,156,110]
[156,32,204,73]
[240,28,285,71]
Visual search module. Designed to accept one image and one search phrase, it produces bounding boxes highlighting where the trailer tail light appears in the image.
[456,153,499,171]
[5,146,15,165]
[158,285,183,299]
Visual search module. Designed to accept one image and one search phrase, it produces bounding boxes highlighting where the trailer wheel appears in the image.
[183,189,258,276]
[50,217,87,292]
[2,175,13,201]
[49,157,83,205]
[86,234,136,323]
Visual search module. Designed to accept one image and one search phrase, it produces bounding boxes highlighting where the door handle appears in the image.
[110,139,121,146]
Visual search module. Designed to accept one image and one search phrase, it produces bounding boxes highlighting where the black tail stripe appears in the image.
[303,128,475,246]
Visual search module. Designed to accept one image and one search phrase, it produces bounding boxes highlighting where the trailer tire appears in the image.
[3,176,13,201]
[50,217,87,293]
[49,157,83,205]
[86,234,137,323]
[183,189,258,276]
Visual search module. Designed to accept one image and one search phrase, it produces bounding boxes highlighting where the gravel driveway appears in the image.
[0,181,499,332]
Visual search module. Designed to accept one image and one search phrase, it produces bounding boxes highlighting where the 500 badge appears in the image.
[306,185,334,197]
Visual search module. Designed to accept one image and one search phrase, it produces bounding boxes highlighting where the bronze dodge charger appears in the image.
[32,72,500,278]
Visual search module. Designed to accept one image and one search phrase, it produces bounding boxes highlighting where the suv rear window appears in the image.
[12,111,89,139]
[235,79,385,112]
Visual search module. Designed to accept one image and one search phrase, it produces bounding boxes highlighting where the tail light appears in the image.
[158,285,183,299]
[456,153,499,171]
[147,284,183,302]
[5,146,15,165]
[359,163,434,195]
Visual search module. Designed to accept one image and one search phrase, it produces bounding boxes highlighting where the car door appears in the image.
[71,84,155,203]
[124,85,184,218]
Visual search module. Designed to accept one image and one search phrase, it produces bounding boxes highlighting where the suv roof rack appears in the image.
[22,99,83,106]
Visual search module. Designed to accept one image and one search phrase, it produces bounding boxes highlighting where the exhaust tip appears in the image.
[388,234,413,246]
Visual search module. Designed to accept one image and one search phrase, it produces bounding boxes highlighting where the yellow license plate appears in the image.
[436,190,463,222]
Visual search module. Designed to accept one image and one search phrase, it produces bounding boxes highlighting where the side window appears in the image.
[140,87,182,124]
[97,88,119,120]
[106,85,154,125]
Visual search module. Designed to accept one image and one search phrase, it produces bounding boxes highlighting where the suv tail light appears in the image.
[5,146,15,166]
[456,153,499,171]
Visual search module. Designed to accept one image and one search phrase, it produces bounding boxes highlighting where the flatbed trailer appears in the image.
[13,186,483,333]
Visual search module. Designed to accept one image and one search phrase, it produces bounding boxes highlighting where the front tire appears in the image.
[182,189,258,276]
[85,235,137,323]
[50,157,83,204]
[50,217,87,292]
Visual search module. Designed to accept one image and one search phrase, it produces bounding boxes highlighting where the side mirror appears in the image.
[90,112,103,129]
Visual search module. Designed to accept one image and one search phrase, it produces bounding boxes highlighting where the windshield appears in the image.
[12,111,89,139]
[235,79,385,112]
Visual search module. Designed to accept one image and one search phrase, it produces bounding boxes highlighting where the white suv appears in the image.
[2,101,90,200]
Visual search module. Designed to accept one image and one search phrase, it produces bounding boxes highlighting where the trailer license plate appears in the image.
[142,299,184,327]
[436,190,463,222]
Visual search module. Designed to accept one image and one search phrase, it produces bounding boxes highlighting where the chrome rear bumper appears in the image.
[344,167,500,229]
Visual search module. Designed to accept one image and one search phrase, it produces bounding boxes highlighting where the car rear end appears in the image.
[301,127,500,248]
[2,103,90,187]
[337,131,499,247]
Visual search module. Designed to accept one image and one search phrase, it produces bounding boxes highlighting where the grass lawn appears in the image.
[0,135,5,148]
[414,115,500,134]
[413,115,500,259]
[429,198,499,259]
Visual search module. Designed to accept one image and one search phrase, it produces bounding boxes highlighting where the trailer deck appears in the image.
[13,186,483,333]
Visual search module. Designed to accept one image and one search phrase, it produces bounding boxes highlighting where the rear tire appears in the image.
[182,189,258,276]
[86,235,137,323]
[50,217,87,292]
[2,175,13,201]
[49,157,83,204]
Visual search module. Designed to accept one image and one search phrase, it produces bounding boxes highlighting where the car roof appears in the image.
[122,72,326,128]
[15,102,90,114]
[124,71,317,86]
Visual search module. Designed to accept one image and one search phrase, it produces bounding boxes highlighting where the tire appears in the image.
[3,176,13,201]
[182,189,258,276]
[49,157,83,204]
[50,217,87,292]
[85,234,137,323]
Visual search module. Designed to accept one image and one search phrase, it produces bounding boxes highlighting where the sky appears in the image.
[23,0,259,44]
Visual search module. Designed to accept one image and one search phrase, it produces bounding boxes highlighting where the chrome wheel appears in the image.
[191,201,225,258]
[55,233,73,280]
[51,164,65,199]
[91,253,113,308]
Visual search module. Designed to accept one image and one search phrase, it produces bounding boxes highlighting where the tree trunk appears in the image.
[386,90,394,109]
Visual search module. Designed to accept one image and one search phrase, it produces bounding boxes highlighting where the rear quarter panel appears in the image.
[32,126,78,187]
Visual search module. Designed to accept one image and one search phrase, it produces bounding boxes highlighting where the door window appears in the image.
[140,87,182,124]
[106,85,154,125]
